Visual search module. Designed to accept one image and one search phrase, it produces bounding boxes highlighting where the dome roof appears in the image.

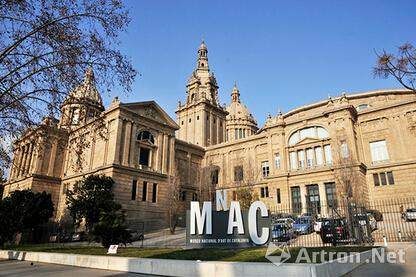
[226,83,257,125]
[66,67,103,107]
[226,101,256,123]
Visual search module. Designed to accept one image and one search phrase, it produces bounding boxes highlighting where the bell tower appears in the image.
[176,40,227,146]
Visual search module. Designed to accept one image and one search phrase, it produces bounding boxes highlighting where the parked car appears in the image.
[354,214,377,231]
[320,218,349,244]
[71,231,88,242]
[366,209,383,221]
[275,218,294,227]
[313,217,328,233]
[293,216,313,235]
[404,208,416,221]
[127,229,144,241]
[57,232,72,243]
[271,223,295,242]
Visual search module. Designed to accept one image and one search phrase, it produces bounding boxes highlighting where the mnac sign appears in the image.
[186,191,271,248]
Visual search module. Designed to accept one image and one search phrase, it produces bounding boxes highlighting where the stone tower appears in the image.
[225,82,258,142]
[175,41,228,146]
[60,67,105,127]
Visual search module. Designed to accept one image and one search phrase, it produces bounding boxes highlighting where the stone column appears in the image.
[162,133,168,174]
[122,121,132,166]
[113,118,124,164]
[129,123,137,166]
[24,143,32,175]
[318,183,328,216]
[48,140,58,176]
[169,136,175,175]
[209,111,214,145]
[202,110,207,146]
[155,133,163,172]
[300,185,308,215]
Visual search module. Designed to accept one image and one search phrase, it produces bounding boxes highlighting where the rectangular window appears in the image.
[373,174,380,186]
[370,140,389,162]
[290,151,298,170]
[142,181,147,201]
[211,169,219,185]
[325,182,337,208]
[306,148,314,168]
[139,148,150,166]
[315,146,323,166]
[234,129,238,140]
[261,187,265,198]
[152,183,158,203]
[192,192,198,201]
[261,161,270,177]
[234,166,244,182]
[181,191,186,201]
[324,144,332,165]
[341,141,349,158]
[298,150,305,169]
[387,171,395,185]
[380,172,387,186]
[274,153,281,169]
[276,188,281,204]
[131,180,137,200]
[291,186,302,214]
[265,186,269,197]
[232,190,237,201]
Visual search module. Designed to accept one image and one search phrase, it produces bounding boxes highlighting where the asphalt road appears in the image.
[0,260,156,277]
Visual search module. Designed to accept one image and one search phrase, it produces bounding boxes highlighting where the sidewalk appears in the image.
[345,243,416,277]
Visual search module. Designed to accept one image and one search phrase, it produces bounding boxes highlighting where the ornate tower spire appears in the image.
[197,40,209,71]
[231,81,241,103]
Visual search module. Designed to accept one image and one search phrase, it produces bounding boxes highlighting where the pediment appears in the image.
[122,101,179,130]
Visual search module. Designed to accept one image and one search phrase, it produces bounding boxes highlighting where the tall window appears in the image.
[291,186,302,214]
[211,169,219,185]
[234,129,238,140]
[131,180,137,200]
[315,146,323,166]
[298,150,305,169]
[373,174,380,186]
[274,153,281,169]
[276,188,281,204]
[370,140,389,162]
[152,183,158,203]
[306,148,314,168]
[260,186,269,198]
[307,185,321,214]
[138,131,155,167]
[142,181,147,201]
[387,171,395,185]
[290,151,298,170]
[234,165,244,182]
[324,144,332,165]
[261,161,270,177]
[341,141,349,158]
[72,108,80,124]
[325,182,337,207]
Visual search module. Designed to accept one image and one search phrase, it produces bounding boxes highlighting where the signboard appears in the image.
[186,191,271,248]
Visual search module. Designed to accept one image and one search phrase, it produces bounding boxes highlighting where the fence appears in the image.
[269,197,416,247]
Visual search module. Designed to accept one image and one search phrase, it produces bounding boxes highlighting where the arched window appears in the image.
[357,104,370,111]
[288,126,329,145]
[137,130,155,144]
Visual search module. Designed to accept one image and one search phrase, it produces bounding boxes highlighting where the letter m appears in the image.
[190,201,212,235]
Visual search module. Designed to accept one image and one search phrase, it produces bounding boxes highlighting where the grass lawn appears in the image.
[1,245,375,263]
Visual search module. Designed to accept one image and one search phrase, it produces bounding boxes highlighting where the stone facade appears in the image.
[4,41,416,231]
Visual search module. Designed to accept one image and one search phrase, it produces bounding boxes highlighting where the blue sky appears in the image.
[110,0,415,126]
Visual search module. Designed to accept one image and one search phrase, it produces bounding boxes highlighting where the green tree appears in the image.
[0,190,54,246]
[91,208,131,248]
[66,174,131,246]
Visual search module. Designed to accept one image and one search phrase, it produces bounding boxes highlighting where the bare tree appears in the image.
[234,156,260,209]
[0,0,137,171]
[374,43,416,92]
[167,165,181,234]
